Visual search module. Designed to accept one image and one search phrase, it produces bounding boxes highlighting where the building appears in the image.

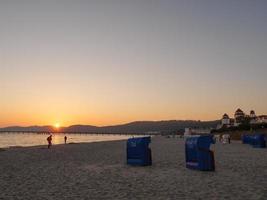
[217,113,234,129]
[234,108,245,118]
[234,108,245,126]
[217,109,267,129]
[251,115,267,124]
[250,110,257,124]
[250,110,256,118]
[221,114,230,126]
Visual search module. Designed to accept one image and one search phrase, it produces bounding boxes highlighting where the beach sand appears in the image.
[0,136,266,200]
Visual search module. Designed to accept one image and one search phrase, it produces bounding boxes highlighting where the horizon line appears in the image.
[0,119,221,129]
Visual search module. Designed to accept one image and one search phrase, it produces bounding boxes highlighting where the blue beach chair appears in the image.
[185,135,215,171]
[251,134,266,148]
[127,137,152,166]
[242,135,252,144]
[242,134,266,148]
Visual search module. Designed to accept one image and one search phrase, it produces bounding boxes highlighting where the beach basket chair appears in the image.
[185,135,215,171]
[242,134,266,148]
[242,135,252,144]
[251,134,266,148]
[127,136,152,166]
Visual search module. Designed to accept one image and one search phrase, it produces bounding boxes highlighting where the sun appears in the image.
[54,123,60,129]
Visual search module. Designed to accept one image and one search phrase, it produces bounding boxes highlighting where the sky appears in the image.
[1,0,267,127]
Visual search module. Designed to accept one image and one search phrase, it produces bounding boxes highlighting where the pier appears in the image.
[0,131,153,136]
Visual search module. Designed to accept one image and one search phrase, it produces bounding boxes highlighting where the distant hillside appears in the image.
[98,120,219,134]
[0,120,219,134]
[0,126,54,132]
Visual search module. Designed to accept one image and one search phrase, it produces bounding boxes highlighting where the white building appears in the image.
[250,110,256,118]
[221,113,231,126]
[218,109,267,129]
[251,115,267,124]
[217,113,235,129]
[234,108,245,126]
[247,110,267,124]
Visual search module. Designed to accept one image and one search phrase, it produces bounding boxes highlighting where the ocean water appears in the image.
[0,133,138,148]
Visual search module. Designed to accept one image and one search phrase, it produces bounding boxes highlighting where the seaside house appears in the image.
[234,108,245,126]
[251,114,267,124]
[221,114,230,126]
[217,113,235,129]
[217,108,267,129]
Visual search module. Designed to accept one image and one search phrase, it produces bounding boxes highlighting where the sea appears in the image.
[0,132,138,148]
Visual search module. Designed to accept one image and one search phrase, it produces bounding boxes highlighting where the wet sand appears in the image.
[0,136,266,200]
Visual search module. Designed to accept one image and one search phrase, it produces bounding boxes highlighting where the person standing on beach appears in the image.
[47,135,52,148]
[64,136,67,144]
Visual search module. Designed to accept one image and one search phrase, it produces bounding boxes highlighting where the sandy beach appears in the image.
[0,136,266,200]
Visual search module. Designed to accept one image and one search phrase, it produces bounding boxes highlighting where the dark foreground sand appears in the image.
[0,136,266,200]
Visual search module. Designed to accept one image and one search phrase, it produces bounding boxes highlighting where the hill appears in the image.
[0,120,219,134]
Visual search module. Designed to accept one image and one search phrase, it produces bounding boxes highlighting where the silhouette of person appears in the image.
[47,135,52,148]
[64,136,67,144]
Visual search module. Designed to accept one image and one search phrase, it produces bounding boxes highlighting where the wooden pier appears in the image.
[0,131,153,136]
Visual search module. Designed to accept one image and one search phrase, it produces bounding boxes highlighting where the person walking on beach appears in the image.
[47,135,52,149]
[64,136,67,144]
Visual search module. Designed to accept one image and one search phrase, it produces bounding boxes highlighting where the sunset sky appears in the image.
[1,0,267,127]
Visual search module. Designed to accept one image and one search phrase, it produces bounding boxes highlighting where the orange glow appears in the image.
[54,123,60,129]
[1,1,267,129]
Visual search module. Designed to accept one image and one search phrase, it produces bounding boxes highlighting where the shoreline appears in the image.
[0,133,137,149]
[1,138,130,150]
